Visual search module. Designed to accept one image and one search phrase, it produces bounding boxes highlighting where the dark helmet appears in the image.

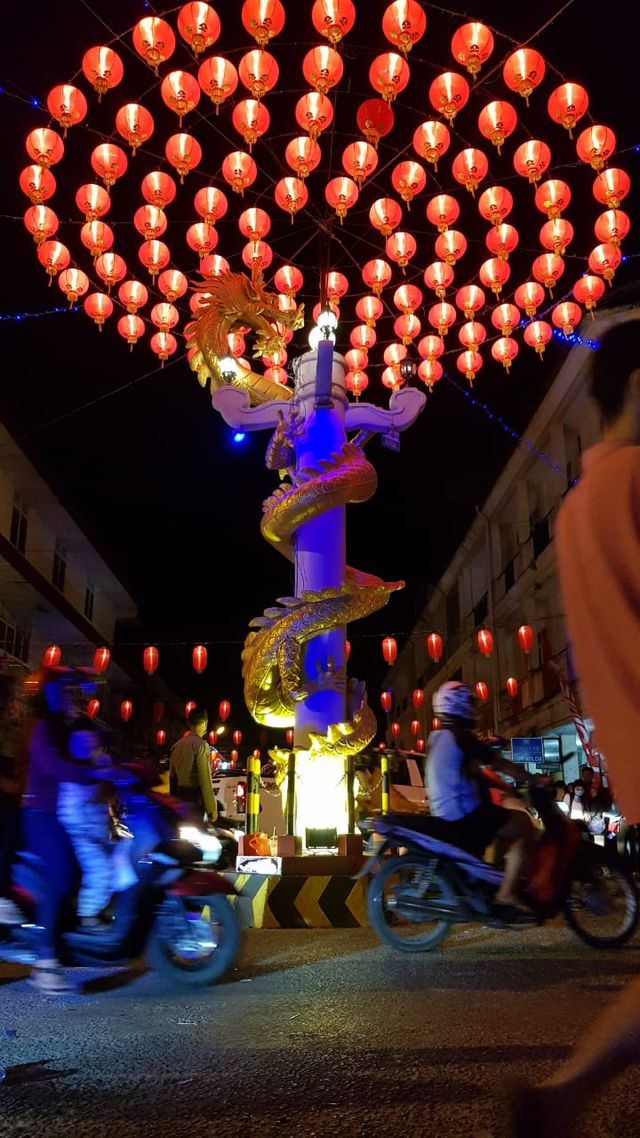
[432,680,475,726]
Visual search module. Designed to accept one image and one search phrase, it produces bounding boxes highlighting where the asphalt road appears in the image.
[1,921,639,1138]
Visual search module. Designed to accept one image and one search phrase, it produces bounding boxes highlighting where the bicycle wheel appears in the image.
[367,854,455,953]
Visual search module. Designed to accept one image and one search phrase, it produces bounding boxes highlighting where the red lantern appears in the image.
[380,690,393,713]
[303,44,343,92]
[369,51,410,103]
[150,303,179,333]
[143,646,159,674]
[342,141,378,186]
[275,176,308,221]
[132,16,176,71]
[229,730,241,747]
[533,253,565,295]
[150,332,178,365]
[75,184,110,222]
[177,3,221,55]
[432,717,441,732]
[412,689,425,710]
[548,82,589,137]
[134,205,168,243]
[26,127,64,169]
[356,98,394,148]
[153,700,165,723]
[479,257,510,297]
[540,218,574,256]
[393,284,423,315]
[413,120,450,169]
[42,644,62,667]
[382,637,397,665]
[386,231,416,269]
[381,366,403,392]
[37,240,70,281]
[295,92,333,139]
[429,71,469,124]
[593,168,630,211]
[362,258,392,295]
[390,721,401,739]
[92,647,110,674]
[118,280,148,315]
[436,229,468,266]
[503,48,545,103]
[588,243,621,284]
[161,70,201,126]
[514,281,545,318]
[58,269,89,306]
[345,640,351,662]
[478,185,513,228]
[424,261,454,299]
[87,699,100,720]
[452,148,489,196]
[222,150,257,195]
[138,241,170,281]
[428,302,457,337]
[115,103,154,155]
[285,728,294,747]
[208,730,218,746]
[457,350,483,384]
[426,193,460,233]
[156,729,167,747]
[47,84,87,135]
[410,719,421,737]
[192,645,208,674]
[451,21,494,78]
[142,171,177,209]
[232,98,270,150]
[82,45,124,98]
[120,700,133,723]
[486,223,519,262]
[418,360,443,388]
[513,140,551,185]
[158,269,188,302]
[274,265,304,298]
[573,274,605,315]
[239,49,279,99]
[576,125,616,171]
[200,253,230,278]
[391,160,427,205]
[385,343,407,368]
[458,321,487,352]
[477,629,494,657]
[285,137,321,179]
[491,304,520,337]
[242,0,286,46]
[350,324,377,352]
[416,738,425,753]
[524,320,552,358]
[81,220,114,259]
[346,370,369,398]
[186,221,218,260]
[455,284,485,320]
[218,700,231,721]
[518,625,535,654]
[475,681,489,702]
[427,632,443,662]
[418,335,444,362]
[355,295,383,327]
[552,301,583,337]
[24,205,58,245]
[383,0,426,53]
[506,677,519,699]
[535,178,571,220]
[242,240,273,273]
[91,143,128,187]
[20,164,56,204]
[184,701,196,719]
[492,336,519,373]
[84,292,113,329]
[595,209,631,248]
[368,198,401,237]
[312,0,355,44]
[166,133,202,182]
[198,56,238,110]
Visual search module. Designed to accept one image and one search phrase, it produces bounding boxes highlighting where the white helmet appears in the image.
[432,681,475,723]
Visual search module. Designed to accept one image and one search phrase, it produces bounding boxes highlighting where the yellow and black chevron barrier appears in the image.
[225,872,368,928]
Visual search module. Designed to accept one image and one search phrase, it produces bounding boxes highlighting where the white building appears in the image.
[385,305,639,783]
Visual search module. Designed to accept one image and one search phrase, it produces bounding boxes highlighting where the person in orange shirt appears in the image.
[509,318,640,1136]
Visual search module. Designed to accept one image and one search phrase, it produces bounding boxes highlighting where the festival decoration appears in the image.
[93,647,110,673]
[518,625,535,653]
[120,699,133,722]
[380,690,393,714]
[42,644,62,667]
[475,681,489,702]
[506,677,519,698]
[382,636,397,665]
[477,629,494,657]
[143,646,159,674]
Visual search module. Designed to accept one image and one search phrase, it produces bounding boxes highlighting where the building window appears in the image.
[532,516,551,559]
[84,581,95,623]
[52,538,66,592]
[0,617,30,663]
[473,593,488,628]
[9,495,28,554]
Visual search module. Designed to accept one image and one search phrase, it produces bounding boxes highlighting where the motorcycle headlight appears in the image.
[178,825,222,864]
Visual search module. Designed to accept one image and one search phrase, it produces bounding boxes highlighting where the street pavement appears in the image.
[1,920,639,1138]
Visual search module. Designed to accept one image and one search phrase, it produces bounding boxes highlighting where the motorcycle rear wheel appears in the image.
[148,894,240,985]
[367,854,454,953]
[563,860,638,948]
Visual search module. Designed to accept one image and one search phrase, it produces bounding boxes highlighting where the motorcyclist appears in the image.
[425,681,536,917]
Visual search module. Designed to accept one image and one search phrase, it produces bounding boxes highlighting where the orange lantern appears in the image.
[87,699,101,720]
[345,348,368,372]
[595,209,631,247]
[356,98,394,148]
[312,0,356,44]
[165,133,202,182]
[24,205,58,245]
[573,274,605,315]
[134,204,168,242]
[187,221,218,259]
[412,688,425,709]
[452,148,489,196]
[429,71,469,124]
[523,319,552,358]
[142,171,177,209]
[548,82,589,137]
[552,301,583,338]
[46,84,87,135]
[242,0,285,46]
[150,332,178,364]
[576,125,616,171]
[382,636,397,665]
[118,280,148,314]
[394,314,421,344]
[410,719,421,737]
[391,160,427,205]
[478,100,517,154]
[532,252,565,295]
[593,168,630,210]
[42,644,62,667]
[514,280,545,317]
[347,371,369,399]
[238,207,271,242]
[200,253,230,277]
[513,139,551,185]
[503,47,545,103]
[26,127,64,169]
[342,141,378,185]
[413,120,450,170]
[80,220,114,259]
[418,359,443,388]
[326,271,349,302]
[535,178,571,220]
[383,0,426,53]
[275,176,308,222]
[161,70,201,126]
[194,186,228,225]
[362,258,392,295]
[222,151,257,195]
[491,304,520,337]
[478,185,513,227]
[218,699,231,721]
[93,646,111,673]
[138,240,170,279]
[120,700,133,723]
[424,261,454,299]
[486,223,519,261]
[295,92,333,139]
[518,625,535,653]
[491,336,519,372]
[285,136,321,179]
[382,366,403,392]
[83,292,113,329]
[356,295,384,326]
[115,103,154,155]
[156,729,167,747]
[369,51,410,103]
[274,265,304,296]
[457,350,483,384]
[435,229,467,265]
[232,98,270,149]
[91,143,128,187]
[82,45,124,98]
[477,629,494,657]
[393,283,422,313]
[242,239,273,272]
[239,48,279,100]
[506,677,519,699]
[451,21,494,78]
[37,240,70,281]
[475,681,489,702]
[455,284,485,320]
[458,321,487,352]
[58,268,89,306]
[479,256,510,296]
[150,302,179,332]
[133,16,175,70]
[418,334,444,362]
[380,690,393,713]
[158,269,188,302]
[386,231,416,269]
[75,183,110,221]
[540,218,574,256]
[369,198,402,236]
[198,56,239,110]
[390,721,401,740]
[426,193,460,233]
[177,3,221,54]
[303,44,344,92]
[428,301,457,336]
[350,324,376,352]
[20,164,56,204]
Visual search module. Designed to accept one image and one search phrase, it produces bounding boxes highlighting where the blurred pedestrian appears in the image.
[0,677,27,924]
[169,707,217,824]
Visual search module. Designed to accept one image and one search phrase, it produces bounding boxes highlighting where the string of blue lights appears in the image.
[0,305,79,322]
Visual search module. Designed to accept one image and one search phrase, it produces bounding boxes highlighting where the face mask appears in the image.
[574,788,584,797]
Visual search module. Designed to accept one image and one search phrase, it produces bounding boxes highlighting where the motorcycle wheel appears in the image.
[563,860,638,948]
[148,894,241,985]
[367,854,454,953]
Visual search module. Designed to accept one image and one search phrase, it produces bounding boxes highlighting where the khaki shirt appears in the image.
[169,731,217,819]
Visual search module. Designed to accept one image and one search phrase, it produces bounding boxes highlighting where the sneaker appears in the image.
[28,960,77,995]
[0,898,24,926]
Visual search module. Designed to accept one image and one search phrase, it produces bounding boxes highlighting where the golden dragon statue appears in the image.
[186,269,401,759]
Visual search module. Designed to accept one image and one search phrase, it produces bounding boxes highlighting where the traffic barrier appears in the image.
[246,754,260,834]
[381,753,390,815]
[226,872,368,928]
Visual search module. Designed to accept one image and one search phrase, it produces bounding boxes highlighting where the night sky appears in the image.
[1,0,638,742]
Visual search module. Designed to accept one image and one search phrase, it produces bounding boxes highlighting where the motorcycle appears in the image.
[0,766,242,987]
[363,786,639,953]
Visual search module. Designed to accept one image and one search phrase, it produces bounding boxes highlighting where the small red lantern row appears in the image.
[285,728,294,747]
[518,625,535,654]
[218,699,231,721]
[431,716,441,731]
[475,681,489,702]
[233,730,243,746]
[143,645,159,674]
[390,721,401,739]
[380,690,393,714]
[42,644,62,667]
[192,644,208,673]
[477,629,494,657]
[426,632,443,662]
[415,738,425,753]
[506,677,519,698]
[410,719,421,737]
[156,728,167,747]
[121,699,133,722]
[382,636,397,665]
[87,698,100,719]
[412,688,424,709]
[185,700,197,719]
